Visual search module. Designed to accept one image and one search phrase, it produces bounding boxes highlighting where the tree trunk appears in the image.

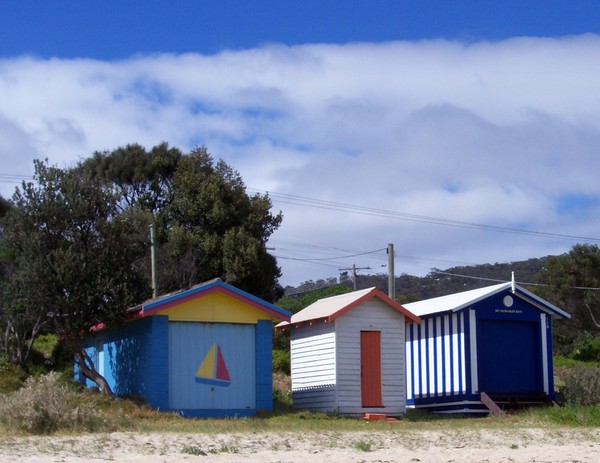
[584,301,600,329]
[73,346,114,396]
[1,313,46,368]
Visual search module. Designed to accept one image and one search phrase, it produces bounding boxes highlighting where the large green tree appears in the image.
[2,161,150,391]
[81,142,182,214]
[536,243,600,354]
[80,144,283,301]
[164,147,282,299]
[0,197,40,367]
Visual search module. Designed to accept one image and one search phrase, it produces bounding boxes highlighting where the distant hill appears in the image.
[284,257,547,302]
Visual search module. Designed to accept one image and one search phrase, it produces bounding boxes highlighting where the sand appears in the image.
[0,428,598,462]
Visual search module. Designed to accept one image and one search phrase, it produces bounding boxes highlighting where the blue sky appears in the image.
[2,1,600,287]
[3,1,599,58]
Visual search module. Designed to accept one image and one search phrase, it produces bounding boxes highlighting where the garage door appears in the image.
[477,319,542,393]
[168,322,255,410]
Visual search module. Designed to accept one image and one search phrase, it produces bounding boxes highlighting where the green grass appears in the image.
[554,355,600,368]
[533,405,600,427]
[127,404,600,434]
[2,388,600,435]
[354,440,373,452]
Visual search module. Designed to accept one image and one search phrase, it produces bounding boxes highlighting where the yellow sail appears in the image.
[196,343,216,379]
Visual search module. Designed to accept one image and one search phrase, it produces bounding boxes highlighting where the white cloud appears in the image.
[2,36,600,286]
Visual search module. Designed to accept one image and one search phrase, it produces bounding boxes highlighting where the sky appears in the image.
[2,1,600,288]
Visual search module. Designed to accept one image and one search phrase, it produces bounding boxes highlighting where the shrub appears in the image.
[572,335,600,362]
[0,371,113,434]
[272,349,290,374]
[272,371,292,413]
[29,333,70,373]
[273,387,292,413]
[0,356,26,393]
[557,364,600,406]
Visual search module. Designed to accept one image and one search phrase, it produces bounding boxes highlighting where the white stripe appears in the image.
[469,310,478,393]
[413,322,420,397]
[452,313,459,393]
[428,318,435,394]
[444,315,451,395]
[460,313,466,393]
[420,325,427,396]
[540,313,549,394]
[436,316,443,395]
[406,325,413,400]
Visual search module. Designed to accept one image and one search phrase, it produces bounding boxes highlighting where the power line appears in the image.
[431,270,600,291]
[432,270,534,285]
[0,174,32,184]
[270,238,480,270]
[273,247,385,262]
[250,188,600,243]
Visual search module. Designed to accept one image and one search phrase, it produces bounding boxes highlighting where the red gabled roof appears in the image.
[277,287,421,329]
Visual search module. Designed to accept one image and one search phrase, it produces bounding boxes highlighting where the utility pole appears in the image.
[339,263,371,291]
[150,223,158,299]
[387,243,395,299]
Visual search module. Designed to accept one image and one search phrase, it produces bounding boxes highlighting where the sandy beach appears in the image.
[0,428,598,463]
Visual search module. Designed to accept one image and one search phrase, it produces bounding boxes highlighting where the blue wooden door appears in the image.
[477,319,542,393]
[168,322,255,410]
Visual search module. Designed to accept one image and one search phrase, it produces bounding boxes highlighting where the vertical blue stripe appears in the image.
[149,316,169,410]
[255,319,273,411]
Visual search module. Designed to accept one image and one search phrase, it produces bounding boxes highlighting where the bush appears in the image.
[0,371,113,434]
[272,371,292,413]
[572,335,600,362]
[0,356,27,393]
[272,349,290,374]
[272,387,292,413]
[556,365,600,406]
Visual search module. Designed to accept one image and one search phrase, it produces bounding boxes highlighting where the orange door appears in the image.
[360,331,383,407]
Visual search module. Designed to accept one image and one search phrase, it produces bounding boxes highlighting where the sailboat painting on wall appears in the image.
[195,343,231,387]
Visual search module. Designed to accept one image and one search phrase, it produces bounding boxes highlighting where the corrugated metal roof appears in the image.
[278,287,421,328]
[404,282,569,319]
[292,287,376,324]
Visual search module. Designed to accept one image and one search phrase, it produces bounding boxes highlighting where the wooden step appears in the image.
[480,391,506,416]
[363,413,398,422]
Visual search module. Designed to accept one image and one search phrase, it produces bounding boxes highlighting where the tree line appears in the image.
[0,143,283,393]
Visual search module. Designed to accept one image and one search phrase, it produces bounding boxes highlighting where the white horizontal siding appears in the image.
[292,385,337,412]
[335,299,406,413]
[290,322,336,390]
